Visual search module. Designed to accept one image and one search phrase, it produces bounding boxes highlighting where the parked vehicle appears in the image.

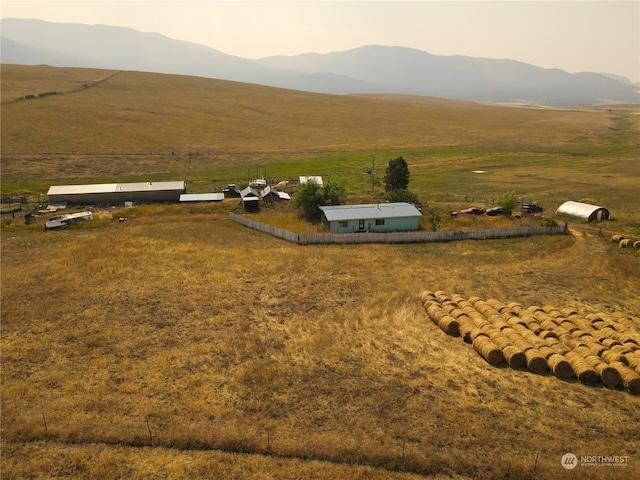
[222,184,241,197]
[45,211,93,229]
[461,207,485,215]
[486,206,507,216]
[522,202,543,214]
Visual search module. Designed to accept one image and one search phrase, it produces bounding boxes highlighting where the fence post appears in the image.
[145,417,153,444]
[42,413,48,445]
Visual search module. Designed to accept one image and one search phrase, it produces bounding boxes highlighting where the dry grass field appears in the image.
[1,65,640,479]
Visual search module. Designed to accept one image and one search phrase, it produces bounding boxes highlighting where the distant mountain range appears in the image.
[2,18,638,106]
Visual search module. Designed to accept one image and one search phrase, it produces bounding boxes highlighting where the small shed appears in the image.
[260,186,291,202]
[319,202,422,233]
[299,176,323,186]
[555,201,610,222]
[240,186,260,212]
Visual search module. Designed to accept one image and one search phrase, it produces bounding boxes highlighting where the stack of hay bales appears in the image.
[421,291,640,395]
[611,234,640,249]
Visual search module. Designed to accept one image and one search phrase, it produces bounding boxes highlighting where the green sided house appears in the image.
[319,203,422,233]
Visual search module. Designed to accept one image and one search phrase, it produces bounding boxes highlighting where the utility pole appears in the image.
[371,155,375,193]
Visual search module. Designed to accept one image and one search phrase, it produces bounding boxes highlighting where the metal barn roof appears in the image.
[180,193,224,202]
[556,201,610,222]
[320,203,422,222]
[48,181,185,196]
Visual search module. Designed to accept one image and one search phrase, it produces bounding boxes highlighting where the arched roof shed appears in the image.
[556,201,610,222]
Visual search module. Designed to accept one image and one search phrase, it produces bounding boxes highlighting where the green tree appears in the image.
[384,156,410,192]
[497,191,518,214]
[294,179,346,221]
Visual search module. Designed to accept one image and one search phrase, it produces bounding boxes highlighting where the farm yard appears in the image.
[1,65,640,479]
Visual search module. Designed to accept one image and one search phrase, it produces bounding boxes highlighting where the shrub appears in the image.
[538,217,558,227]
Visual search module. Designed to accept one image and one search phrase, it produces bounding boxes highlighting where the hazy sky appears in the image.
[2,1,639,82]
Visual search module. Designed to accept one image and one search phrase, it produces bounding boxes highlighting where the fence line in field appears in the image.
[229,213,567,245]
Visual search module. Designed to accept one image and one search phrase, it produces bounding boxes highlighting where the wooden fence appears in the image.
[229,213,568,245]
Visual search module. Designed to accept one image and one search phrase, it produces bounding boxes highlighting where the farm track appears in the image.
[421,291,640,395]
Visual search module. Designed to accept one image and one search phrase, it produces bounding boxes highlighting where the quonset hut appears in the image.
[47,181,186,205]
[555,201,610,222]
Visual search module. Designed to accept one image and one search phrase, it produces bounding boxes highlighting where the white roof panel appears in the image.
[180,193,224,202]
[48,184,118,195]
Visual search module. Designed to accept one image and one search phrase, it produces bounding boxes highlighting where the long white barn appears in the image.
[47,181,186,204]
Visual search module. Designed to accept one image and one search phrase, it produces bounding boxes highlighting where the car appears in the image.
[461,207,485,215]
[522,202,543,214]
[486,206,507,216]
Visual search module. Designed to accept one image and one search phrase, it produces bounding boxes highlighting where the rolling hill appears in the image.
[2,18,638,106]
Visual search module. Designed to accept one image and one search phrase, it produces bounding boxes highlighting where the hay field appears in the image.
[2,65,640,478]
[2,205,640,479]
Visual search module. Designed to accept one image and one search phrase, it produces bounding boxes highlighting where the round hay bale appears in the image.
[600,349,627,365]
[467,295,483,306]
[524,349,548,373]
[472,336,504,365]
[542,304,562,315]
[561,307,579,317]
[548,353,574,380]
[486,298,507,312]
[471,317,490,329]
[506,302,524,314]
[502,345,527,368]
[539,319,559,331]
[469,328,489,341]
[537,345,555,359]
[560,321,578,333]
[596,363,622,388]
[611,234,624,243]
[450,293,467,304]
[545,338,570,356]
[634,241,640,249]
[458,322,475,343]
[614,333,638,345]
[540,330,559,340]
[425,303,446,322]
[507,317,527,328]
[573,345,594,358]
[619,239,634,248]
[566,352,599,385]
[585,342,605,356]
[437,315,460,336]
[420,291,437,303]
[582,355,621,387]
[474,302,495,316]
[489,333,512,350]
[526,305,545,314]
[609,362,640,395]
[599,337,622,349]
[510,337,534,354]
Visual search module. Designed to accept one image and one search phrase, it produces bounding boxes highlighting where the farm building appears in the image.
[319,202,422,233]
[299,176,323,186]
[555,201,610,222]
[260,186,291,202]
[240,186,260,211]
[47,181,186,205]
[179,193,224,202]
